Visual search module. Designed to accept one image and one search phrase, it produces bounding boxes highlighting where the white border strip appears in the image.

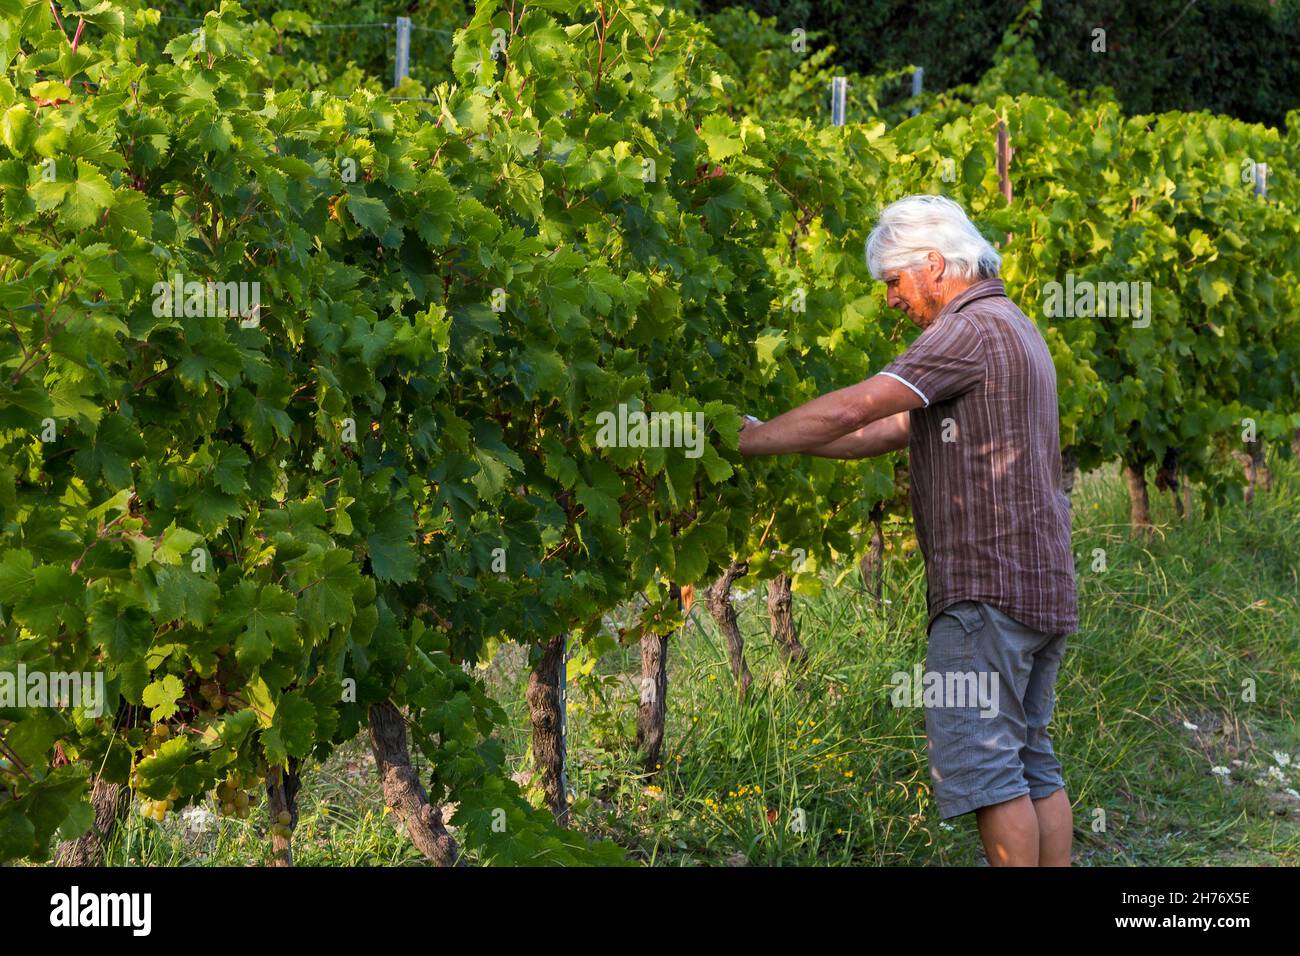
[879,371,929,408]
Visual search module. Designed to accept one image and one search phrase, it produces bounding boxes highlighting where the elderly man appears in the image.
[738,194,1077,867]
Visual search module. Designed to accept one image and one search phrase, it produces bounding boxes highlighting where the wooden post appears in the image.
[997,119,1013,245]
[559,632,568,808]
[996,121,1012,204]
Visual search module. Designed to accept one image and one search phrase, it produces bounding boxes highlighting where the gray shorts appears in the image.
[923,600,1068,820]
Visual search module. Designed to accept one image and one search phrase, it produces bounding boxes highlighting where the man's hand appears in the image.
[738,415,763,455]
[738,374,923,457]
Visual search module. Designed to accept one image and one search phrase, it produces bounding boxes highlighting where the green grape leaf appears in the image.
[141,675,186,722]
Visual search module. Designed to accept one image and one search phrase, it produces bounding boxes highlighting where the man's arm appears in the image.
[738,374,923,456]
[804,411,910,459]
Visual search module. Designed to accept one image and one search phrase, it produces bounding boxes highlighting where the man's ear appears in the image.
[926,250,946,281]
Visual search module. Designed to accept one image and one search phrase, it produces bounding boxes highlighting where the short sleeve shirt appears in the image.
[879,279,1078,636]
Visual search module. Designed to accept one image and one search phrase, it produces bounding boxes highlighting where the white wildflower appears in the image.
[1182,720,1199,731]
[1210,766,1230,777]
[182,805,218,836]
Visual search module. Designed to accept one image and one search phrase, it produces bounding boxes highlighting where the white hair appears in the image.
[865,194,1001,282]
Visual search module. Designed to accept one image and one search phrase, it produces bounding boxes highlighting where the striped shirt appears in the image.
[880,278,1078,636]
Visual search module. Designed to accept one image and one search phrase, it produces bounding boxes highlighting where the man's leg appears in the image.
[1019,626,1072,866]
[1032,787,1072,866]
[975,793,1039,866]
[926,602,1039,858]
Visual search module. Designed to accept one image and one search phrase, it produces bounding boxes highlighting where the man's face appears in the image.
[882,264,944,329]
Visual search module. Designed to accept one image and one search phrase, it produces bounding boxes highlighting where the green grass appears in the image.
[102,457,1300,866]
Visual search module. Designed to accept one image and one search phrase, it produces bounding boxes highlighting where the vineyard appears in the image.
[0,0,1297,869]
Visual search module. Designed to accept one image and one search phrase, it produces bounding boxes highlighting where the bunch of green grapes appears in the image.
[213,773,259,819]
[198,682,227,713]
[137,792,179,822]
[270,811,293,839]
[139,722,170,757]
[129,724,182,822]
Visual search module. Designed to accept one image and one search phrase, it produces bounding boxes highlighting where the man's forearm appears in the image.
[804,412,910,459]
[740,388,860,455]
[739,375,922,457]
